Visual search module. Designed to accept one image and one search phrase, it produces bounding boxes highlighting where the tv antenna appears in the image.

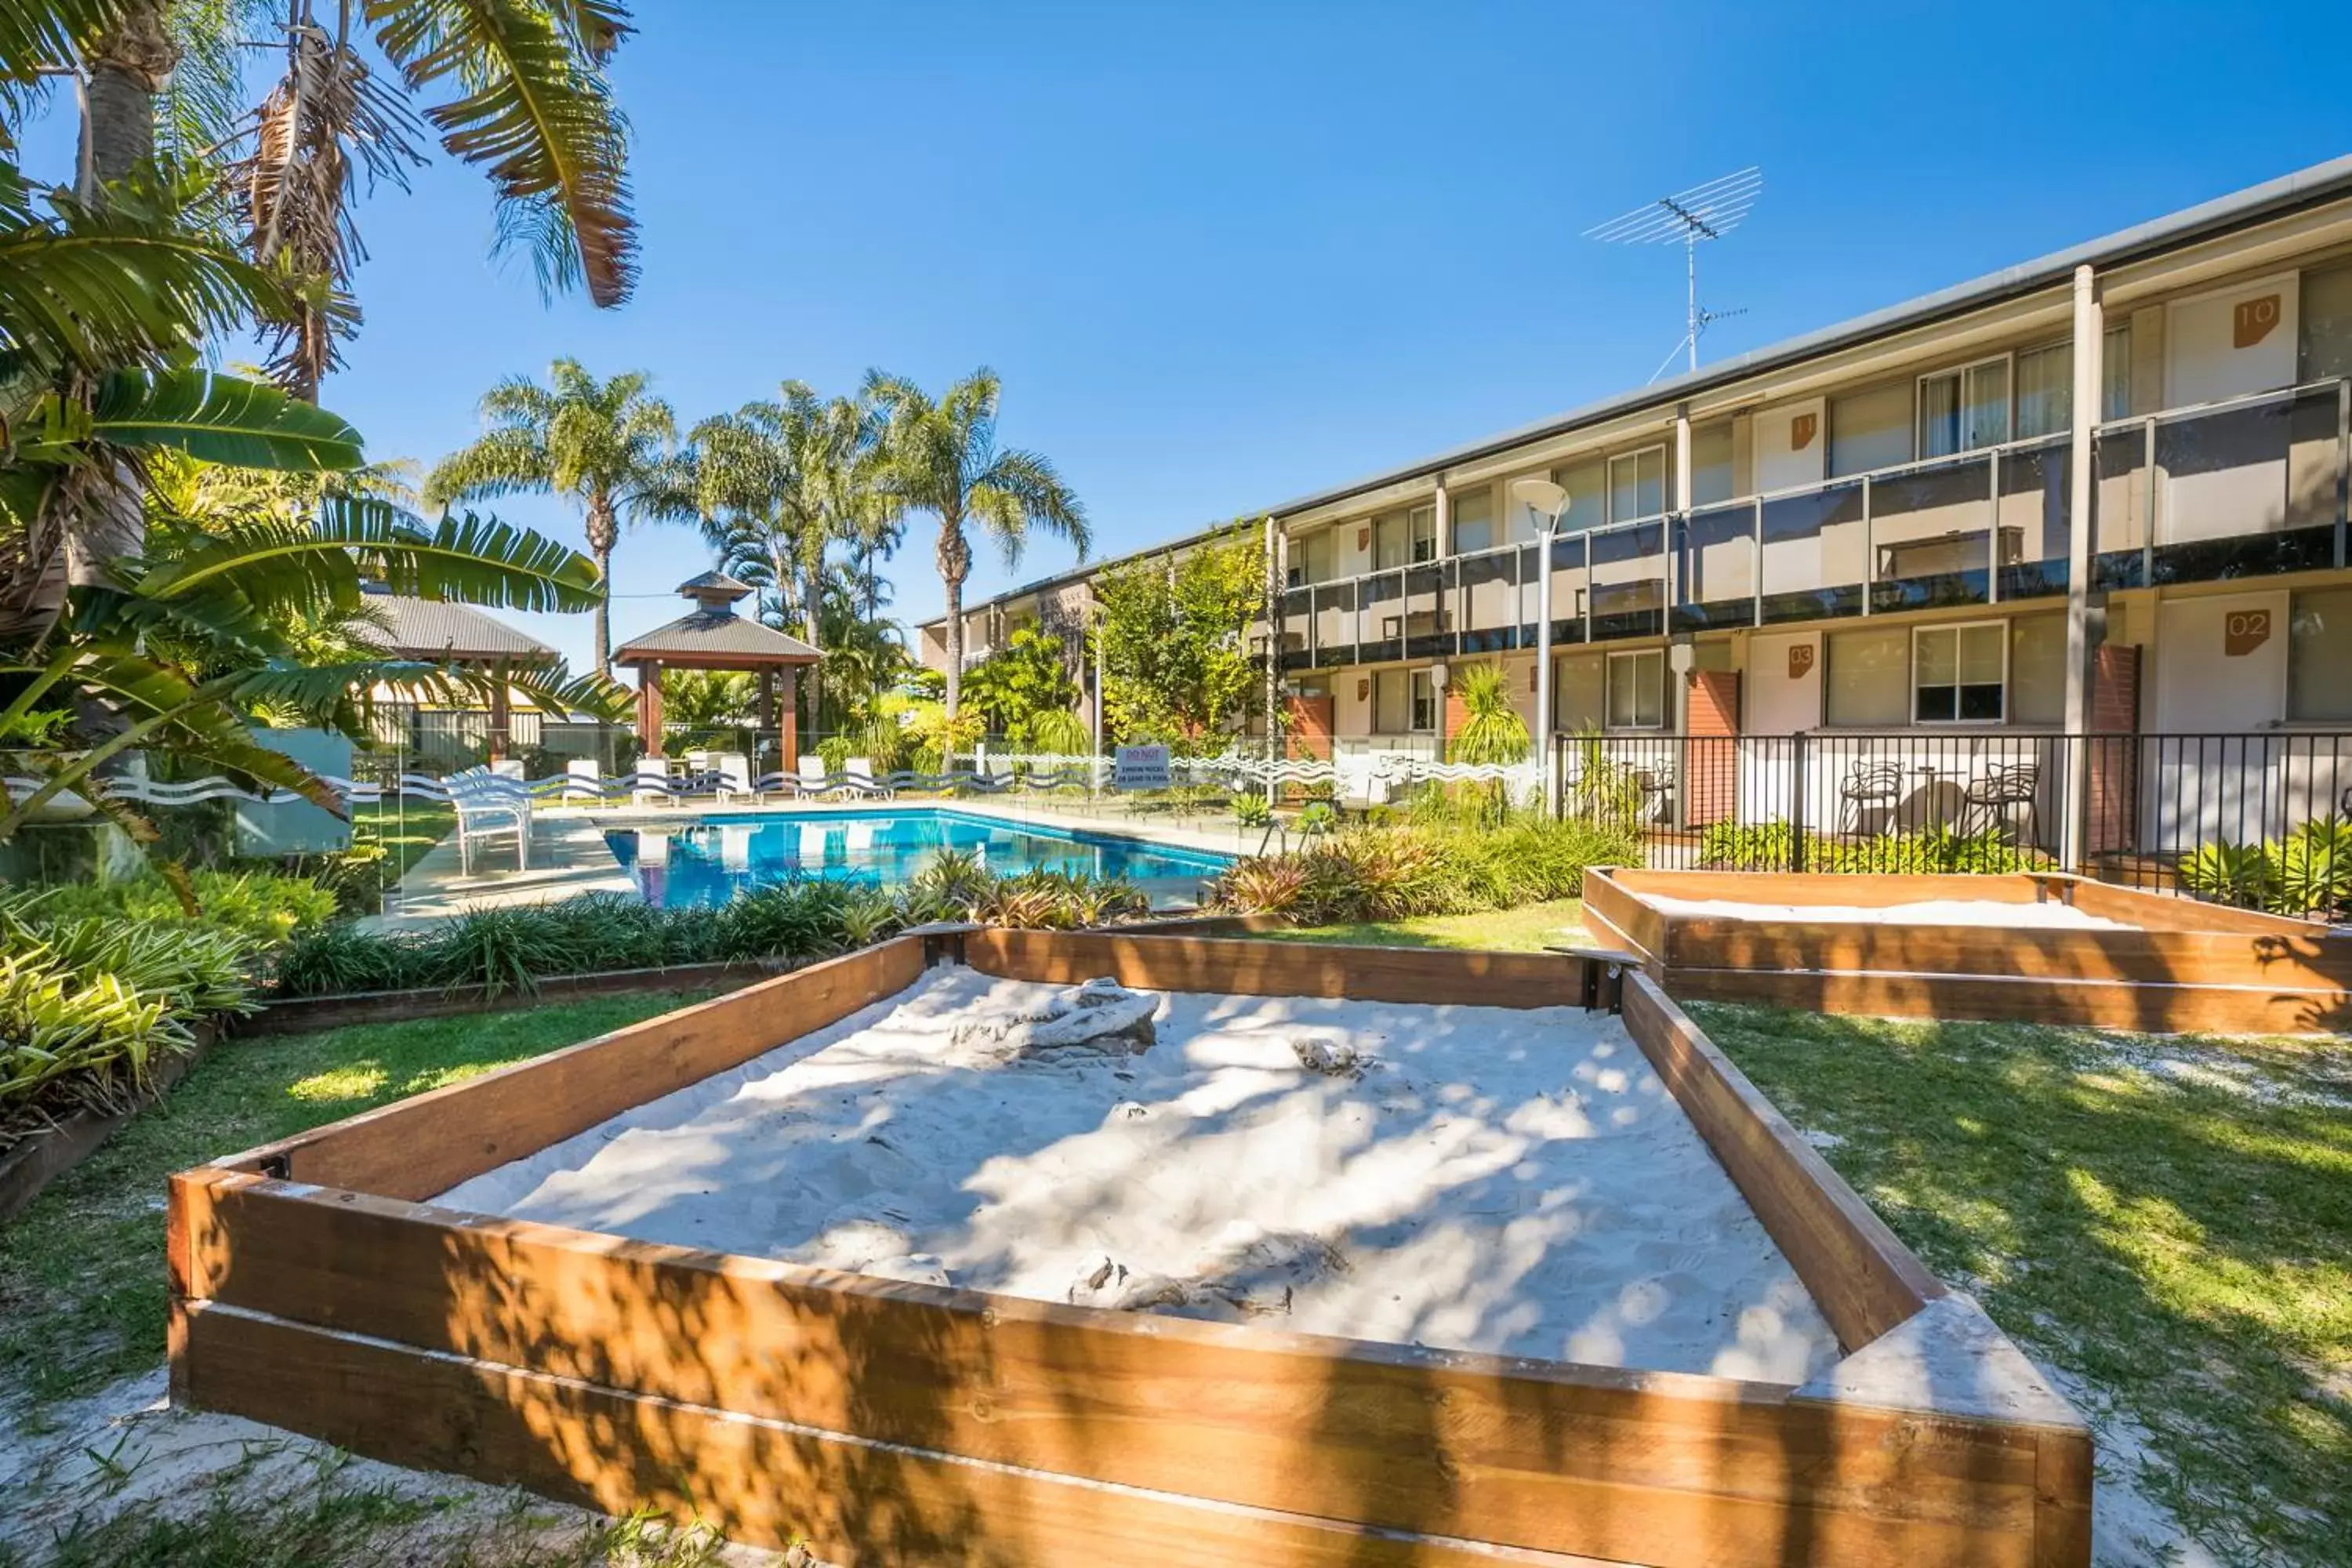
[1584,165,1762,383]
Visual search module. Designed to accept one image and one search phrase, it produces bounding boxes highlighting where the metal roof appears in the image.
[1260,154,2352,519]
[360,594,554,662]
[615,610,822,663]
[676,569,753,597]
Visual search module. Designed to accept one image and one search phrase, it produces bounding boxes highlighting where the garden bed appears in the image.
[1584,868,2352,1035]
[169,931,2092,1566]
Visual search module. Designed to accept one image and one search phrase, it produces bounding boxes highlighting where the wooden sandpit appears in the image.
[169,930,2092,1566]
[1584,868,2352,1034]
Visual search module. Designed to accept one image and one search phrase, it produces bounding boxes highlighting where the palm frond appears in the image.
[0,169,274,376]
[423,425,550,506]
[0,0,127,89]
[347,504,604,612]
[365,0,637,307]
[68,368,365,469]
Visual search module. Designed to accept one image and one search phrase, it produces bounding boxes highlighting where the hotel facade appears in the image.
[923,158,2352,871]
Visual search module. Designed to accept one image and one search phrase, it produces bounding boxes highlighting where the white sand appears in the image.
[1643,894,2139,930]
[440,967,1839,1383]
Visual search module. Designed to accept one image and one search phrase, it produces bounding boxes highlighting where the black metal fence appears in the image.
[1549,729,2352,921]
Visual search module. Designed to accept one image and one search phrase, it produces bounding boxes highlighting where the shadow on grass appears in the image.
[1691,1001,2352,1564]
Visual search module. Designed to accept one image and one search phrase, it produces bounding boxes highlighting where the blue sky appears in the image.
[20,2,2352,674]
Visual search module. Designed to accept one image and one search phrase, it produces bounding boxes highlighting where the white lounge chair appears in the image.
[840,757,895,799]
[630,758,677,808]
[797,754,832,795]
[563,757,606,804]
[445,765,531,874]
[714,753,770,805]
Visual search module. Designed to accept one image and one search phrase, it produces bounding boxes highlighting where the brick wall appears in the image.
[1284,695,1334,761]
[2086,644,2141,855]
[1682,670,1740,827]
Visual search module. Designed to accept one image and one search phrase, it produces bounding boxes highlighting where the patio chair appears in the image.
[838,757,896,800]
[1959,760,2042,848]
[713,753,771,805]
[562,757,606,804]
[445,766,530,875]
[1838,761,1904,836]
[797,754,833,796]
[630,758,678,808]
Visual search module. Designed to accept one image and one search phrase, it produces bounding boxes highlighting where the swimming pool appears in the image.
[604,808,1232,910]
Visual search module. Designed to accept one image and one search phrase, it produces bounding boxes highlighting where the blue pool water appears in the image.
[604,808,1232,910]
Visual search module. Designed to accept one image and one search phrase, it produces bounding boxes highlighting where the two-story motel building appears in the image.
[924,157,2352,864]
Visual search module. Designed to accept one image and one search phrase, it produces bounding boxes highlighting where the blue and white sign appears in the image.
[1112,744,1172,790]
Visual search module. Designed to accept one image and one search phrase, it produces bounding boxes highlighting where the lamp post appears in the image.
[1510,478,1571,818]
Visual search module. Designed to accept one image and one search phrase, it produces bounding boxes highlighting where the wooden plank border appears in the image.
[172,1171,2068,1568]
[166,929,2094,1567]
[1618,972,1943,1351]
[220,935,931,1200]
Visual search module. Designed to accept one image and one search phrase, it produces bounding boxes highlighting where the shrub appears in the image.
[1209,812,1635,926]
[817,735,855,775]
[1297,801,1337,836]
[2179,817,2352,920]
[0,897,259,1148]
[1233,794,1272,829]
[1013,707,1091,757]
[1698,820,2051,877]
[32,870,339,946]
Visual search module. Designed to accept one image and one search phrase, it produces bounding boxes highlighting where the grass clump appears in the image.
[1693,1004,2352,1566]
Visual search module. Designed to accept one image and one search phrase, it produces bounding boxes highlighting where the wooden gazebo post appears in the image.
[636,659,665,758]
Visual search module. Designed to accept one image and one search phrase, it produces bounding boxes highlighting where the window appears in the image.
[1374,669,1410,733]
[1825,626,1911,726]
[1829,381,1912,477]
[1374,511,1413,570]
[1410,668,1439,732]
[2009,613,2067,724]
[1409,506,1437,562]
[2013,328,2136,437]
[1690,420,1736,505]
[2289,587,2352,722]
[1914,622,2005,723]
[1605,649,1664,728]
[2299,261,2352,383]
[1555,653,1604,732]
[1450,488,1494,554]
[1607,446,1667,522]
[1287,529,1332,587]
[1918,357,2010,458]
[1555,457,1606,535]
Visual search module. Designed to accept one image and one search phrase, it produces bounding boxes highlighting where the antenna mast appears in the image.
[1585,166,1762,383]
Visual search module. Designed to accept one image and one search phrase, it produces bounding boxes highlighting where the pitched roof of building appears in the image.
[615,609,822,664]
[360,593,554,662]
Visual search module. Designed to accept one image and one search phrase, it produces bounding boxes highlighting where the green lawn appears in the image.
[0,993,711,1411]
[1693,1004,2352,1566]
[350,798,455,879]
[1247,898,1588,953]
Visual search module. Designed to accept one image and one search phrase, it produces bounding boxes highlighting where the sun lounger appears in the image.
[445,765,531,874]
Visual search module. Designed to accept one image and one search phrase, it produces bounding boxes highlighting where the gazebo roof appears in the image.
[358,590,554,663]
[613,572,822,668]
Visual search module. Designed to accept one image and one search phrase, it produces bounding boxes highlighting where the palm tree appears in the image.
[693,383,895,726]
[47,0,640,398]
[424,359,693,677]
[865,368,1087,720]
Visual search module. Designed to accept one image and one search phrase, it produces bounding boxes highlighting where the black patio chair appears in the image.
[1838,761,1904,836]
[1959,760,2042,848]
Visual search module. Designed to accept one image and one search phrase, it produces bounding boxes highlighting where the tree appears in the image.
[1446,662,1531,765]
[865,368,1087,721]
[1093,526,1267,751]
[960,626,1076,736]
[55,0,640,399]
[424,359,694,677]
[693,382,891,725]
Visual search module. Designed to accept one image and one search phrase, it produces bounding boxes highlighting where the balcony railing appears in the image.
[1276,377,2350,672]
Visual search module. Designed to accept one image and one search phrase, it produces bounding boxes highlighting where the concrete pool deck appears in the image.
[372,795,1247,931]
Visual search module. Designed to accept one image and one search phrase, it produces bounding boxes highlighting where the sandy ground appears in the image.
[442,966,1840,1381]
[1643,894,2140,930]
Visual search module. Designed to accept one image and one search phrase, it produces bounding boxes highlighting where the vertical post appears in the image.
[2062,263,2103,873]
[778,670,799,775]
[486,682,510,763]
[1789,728,1809,873]
[1432,481,1451,561]
[1264,514,1281,809]
[637,661,663,758]
[1090,610,1105,798]
[2334,377,2348,571]
[1536,521,1558,818]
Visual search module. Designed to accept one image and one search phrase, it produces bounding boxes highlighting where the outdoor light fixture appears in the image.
[1510,477,1572,817]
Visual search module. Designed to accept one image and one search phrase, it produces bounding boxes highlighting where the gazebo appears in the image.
[359,585,555,762]
[614,572,822,770]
